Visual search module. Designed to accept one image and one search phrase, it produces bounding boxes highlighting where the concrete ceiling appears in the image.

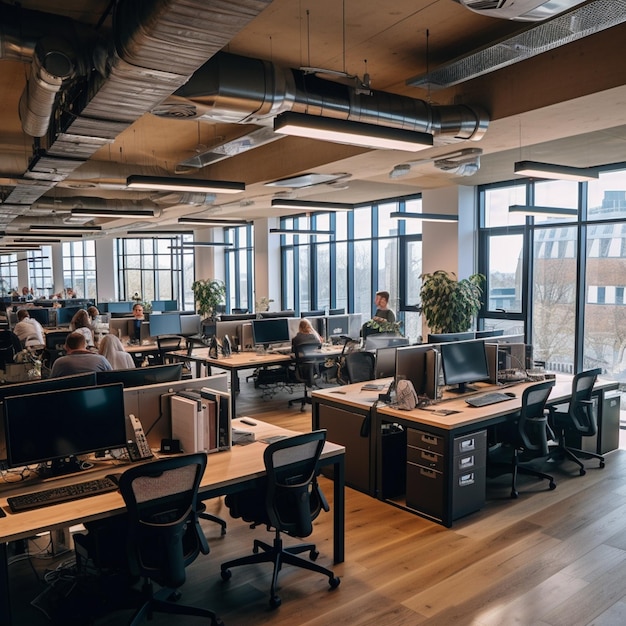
[1,0,625,240]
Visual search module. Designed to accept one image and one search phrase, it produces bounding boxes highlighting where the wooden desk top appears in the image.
[0,419,344,544]
[312,378,394,410]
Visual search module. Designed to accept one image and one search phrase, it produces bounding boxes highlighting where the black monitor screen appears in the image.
[328,308,345,316]
[395,345,434,397]
[440,339,490,394]
[475,329,505,339]
[251,318,290,347]
[364,334,410,351]
[96,363,183,387]
[3,383,127,469]
[149,313,182,336]
[220,313,257,322]
[151,299,178,312]
[375,347,397,379]
[56,306,83,325]
[180,314,201,336]
[107,301,134,313]
[301,310,325,318]
[326,314,349,337]
[427,331,475,343]
[26,308,50,327]
[259,310,295,319]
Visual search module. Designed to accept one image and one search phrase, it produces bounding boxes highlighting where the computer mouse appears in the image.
[504,391,516,398]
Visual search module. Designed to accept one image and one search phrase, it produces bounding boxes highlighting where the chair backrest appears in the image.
[293,343,323,387]
[118,453,209,588]
[0,330,22,368]
[156,334,182,364]
[568,367,602,436]
[263,430,328,538]
[344,350,376,383]
[518,379,556,455]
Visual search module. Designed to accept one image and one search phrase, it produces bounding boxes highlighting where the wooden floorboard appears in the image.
[6,377,626,625]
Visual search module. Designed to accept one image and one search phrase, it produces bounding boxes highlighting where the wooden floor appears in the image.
[8,377,626,625]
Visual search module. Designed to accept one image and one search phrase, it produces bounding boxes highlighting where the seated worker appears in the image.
[13,309,45,345]
[69,308,96,348]
[88,305,109,344]
[98,334,135,370]
[50,332,112,377]
[292,319,322,353]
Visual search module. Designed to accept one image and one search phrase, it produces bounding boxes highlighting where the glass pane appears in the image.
[335,241,348,312]
[481,317,525,337]
[284,248,294,311]
[588,169,626,221]
[405,240,422,307]
[533,180,579,224]
[405,198,423,235]
[298,244,310,312]
[484,185,527,227]
[532,226,577,373]
[353,206,371,239]
[487,234,523,313]
[354,240,372,320]
[378,202,398,237]
[378,237,399,315]
[334,212,348,240]
[316,242,330,310]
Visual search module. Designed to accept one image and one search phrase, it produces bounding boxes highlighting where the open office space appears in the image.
[2,1,626,624]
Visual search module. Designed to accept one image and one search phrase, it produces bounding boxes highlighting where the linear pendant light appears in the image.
[29,225,102,233]
[514,160,599,182]
[178,218,250,227]
[127,175,245,194]
[274,112,434,152]
[270,228,334,235]
[390,211,458,222]
[171,241,233,248]
[508,204,578,217]
[13,232,84,239]
[71,208,156,219]
[271,198,354,212]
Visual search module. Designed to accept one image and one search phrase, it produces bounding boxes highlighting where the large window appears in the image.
[224,224,254,312]
[63,240,97,299]
[116,235,193,307]
[0,253,18,296]
[28,248,53,298]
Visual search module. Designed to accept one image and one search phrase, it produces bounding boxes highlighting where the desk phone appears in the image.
[127,413,153,461]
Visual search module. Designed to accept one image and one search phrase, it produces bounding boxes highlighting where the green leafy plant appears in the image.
[419,270,485,333]
[365,318,403,335]
[191,278,226,319]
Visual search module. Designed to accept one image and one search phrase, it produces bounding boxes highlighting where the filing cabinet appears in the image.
[406,428,487,522]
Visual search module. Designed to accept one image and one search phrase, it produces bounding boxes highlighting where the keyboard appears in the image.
[465,392,514,408]
[7,475,119,513]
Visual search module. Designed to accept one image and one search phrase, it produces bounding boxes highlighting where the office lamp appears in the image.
[390,211,458,222]
[127,175,245,194]
[508,204,578,217]
[271,199,353,212]
[513,160,599,182]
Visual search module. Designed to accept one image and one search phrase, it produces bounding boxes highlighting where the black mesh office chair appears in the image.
[118,453,223,626]
[288,343,324,411]
[488,379,557,499]
[0,329,22,370]
[42,330,70,372]
[344,350,376,383]
[548,367,604,475]
[155,334,183,366]
[220,430,340,608]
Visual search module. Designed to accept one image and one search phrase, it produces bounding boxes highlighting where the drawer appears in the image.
[407,428,444,454]
[453,430,487,456]
[406,462,443,519]
[407,446,444,472]
[455,452,481,473]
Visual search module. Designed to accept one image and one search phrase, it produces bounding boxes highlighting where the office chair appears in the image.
[0,330,22,369]
[344,350,376,383]
[488,379,556,499]
[548,367,604,475]
[155,334,183,366]
[220,430,340,608]
[118,453,223,626]
[288,343,324,411]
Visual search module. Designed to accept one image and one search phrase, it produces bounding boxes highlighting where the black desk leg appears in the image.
[333,455,345,564]
[0,542,11,626]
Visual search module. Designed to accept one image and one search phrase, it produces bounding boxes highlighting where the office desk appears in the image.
[0,419,345,626]
[172,346,342,417]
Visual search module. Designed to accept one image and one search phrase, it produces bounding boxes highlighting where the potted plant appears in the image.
[191,279,226,320]
[419,270,485,333]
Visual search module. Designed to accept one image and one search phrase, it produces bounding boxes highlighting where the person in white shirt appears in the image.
[98,334,135,370]
[13,309,45,345]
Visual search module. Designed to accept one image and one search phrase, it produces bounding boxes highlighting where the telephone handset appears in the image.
[127,414,153,461]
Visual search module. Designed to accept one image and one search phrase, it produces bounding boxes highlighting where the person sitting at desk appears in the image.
[132,302,144,320]
[292,319,322,352]
[98,334,135,370]
[50,332,112,377]
[13,309,45,345]
[88,305,109,344]
[69,309,96,349]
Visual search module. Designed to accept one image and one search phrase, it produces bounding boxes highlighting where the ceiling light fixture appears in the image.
[508,204,578,217]
[126,230,190,236]
[177,218,250,227]
[270,228,334,235]
[271,198,354,212]
[390,211,458,222]
[513,160,599,182]
[127,175,245,194]
[273,112,433,152]
[71,208,156,219]
[10,232,84,239]
[29,225,102,233]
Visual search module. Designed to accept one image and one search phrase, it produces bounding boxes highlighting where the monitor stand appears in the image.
[37,456,90,478]
[448,382,478,394]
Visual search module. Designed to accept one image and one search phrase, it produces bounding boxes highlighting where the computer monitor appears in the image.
[127,319,151,343]
[107,301,134,314]
[259,310,295,319]
[364,334,410,351]
[328,308,345,315]
[475,329,505,339]
[251,318,291,349]
[151,299,178,312]
[375,347,397,379]
[25,307,51,327]
[219,313,257,322]
[149,312,182,336]
[56,305,83,325]
[109,317,131,339]
[427,331,475,343]
[96,363,183,387]
[439,339,490,394]
[395,345,436,397]
[326,314,350,338]
[301,310,325,318]
[3,383,127,475]
[180,314,201,336]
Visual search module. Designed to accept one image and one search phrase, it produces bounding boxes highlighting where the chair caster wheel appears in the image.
[600,461,605,468]
[270,595,282,609]
[511,490,519,499]
[549,481,556,490]
[310,549,319,561]
[329,576,341,589]
[168,589,182,602]
[579,468,586,476]
[220,569,232,581]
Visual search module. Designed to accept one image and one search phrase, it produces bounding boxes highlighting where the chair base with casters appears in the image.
[548,431,605,476]
[510,449,556,499]
[221,527,340,609]
[288,385,313,411]
[199,507,227,536]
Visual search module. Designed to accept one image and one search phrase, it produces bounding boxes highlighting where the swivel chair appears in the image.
[488,379,557,498]
[288,343,324,411]
[0,329,22,369]
[344,350,376,383]
[155,334,183,366]
[220,430,340,608]
[548,367,604,475]
[118,453,223,626]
